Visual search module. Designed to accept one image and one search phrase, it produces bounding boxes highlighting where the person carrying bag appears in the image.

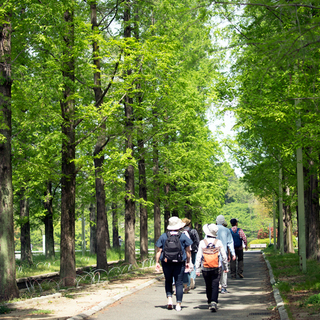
[195,223,228,313]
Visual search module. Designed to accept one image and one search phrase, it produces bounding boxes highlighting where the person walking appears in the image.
[195,223,228,312]
[229,218,248,279]
[216,215,236,293]
[155,216,193,311]
[181,218,200,291]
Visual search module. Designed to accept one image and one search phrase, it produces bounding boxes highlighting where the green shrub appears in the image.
[305,293,320,306]
[0,306,14,314]
[249,235,298,248]
[277,281,292,293]
[248,238,273,247]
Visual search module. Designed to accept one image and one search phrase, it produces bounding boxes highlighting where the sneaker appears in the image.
[184,286,190,294]
[190,278,195,289]
[210,302,217,312]
[238,273,244,278]
[176,304,182,311]
[221,288,228,294]
[167,304,173,310]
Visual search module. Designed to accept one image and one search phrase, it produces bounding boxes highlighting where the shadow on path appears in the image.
[88,251,280,320]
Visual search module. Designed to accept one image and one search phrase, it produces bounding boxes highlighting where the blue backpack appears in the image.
[230,228,242,248]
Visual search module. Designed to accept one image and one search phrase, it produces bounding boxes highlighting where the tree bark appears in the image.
[89,202,97,254]
[0,13,19,300]
[44,181,55,259]
[90,1,108,269]
[185,200,192,220]
[138,138,148,260]
[94,156,108,269]
[112,202,119,248]
[153,143,161,250]
[304,158,320,259]
[60,8,76,287]
[19,190,32,265]
[164,182,170,233]
[195,221,203,241]
[283,188,294,253]
[123,0,136,266]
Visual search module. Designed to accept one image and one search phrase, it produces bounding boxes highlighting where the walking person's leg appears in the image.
[162,262,174,309]
[190,251,196,289]
[237,248,244,278]
[210,268,221,305]
[172,262,185,311]
[220,263,228,293]
[183,272,190,293]
[202,270,212,305]
[230,252,237,278]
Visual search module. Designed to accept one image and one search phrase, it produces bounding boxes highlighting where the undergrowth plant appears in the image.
[263,246,320,317]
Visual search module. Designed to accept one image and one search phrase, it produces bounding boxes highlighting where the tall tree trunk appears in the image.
[60,7,76,287]
[89,202,97,254]
[0,13,19,300]
[44,182,55,259]
[138,139,148,260]
[164,182,170,233]
[90,1,108,269]
[94,155,108,269]
[133,2,148,262]
[277,204,281,249]
[195,221,203,240]
[185,200,192,220]
[124,0,136,265]
[153,142,161,250]
[283,188,294,253]
[112,202,119,248]
[19,190,32,265]
[171,182,179,217]
[305,158,320,259]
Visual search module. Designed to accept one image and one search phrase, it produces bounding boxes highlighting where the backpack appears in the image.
[187,229,199,252]
[230,228,242,248]
[163,231,183,263]
[202,239,220,268]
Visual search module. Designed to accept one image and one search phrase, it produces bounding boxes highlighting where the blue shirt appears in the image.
[156,231,193,262]
[216,224,235,257]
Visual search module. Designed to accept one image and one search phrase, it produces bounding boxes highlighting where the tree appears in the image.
[0,6,19,300]
[60,3,77,286]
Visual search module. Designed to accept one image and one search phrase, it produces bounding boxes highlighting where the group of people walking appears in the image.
[155,215,247,312]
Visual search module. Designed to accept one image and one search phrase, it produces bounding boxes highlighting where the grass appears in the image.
[8,250,156,305]
[0,306,15,314]
[28,309,53,315]
[263,246,320,318]
[16,248,126,278]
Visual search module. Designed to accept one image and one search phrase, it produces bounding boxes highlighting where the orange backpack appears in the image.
[202,239,220,268]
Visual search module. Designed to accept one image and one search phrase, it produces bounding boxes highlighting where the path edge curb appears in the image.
[65,274,164,320]
[262,252,289,320]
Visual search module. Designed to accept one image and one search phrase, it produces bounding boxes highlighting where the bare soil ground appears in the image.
[0,270,159,320]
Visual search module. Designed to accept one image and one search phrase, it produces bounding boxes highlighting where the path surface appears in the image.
[88,251,280,320]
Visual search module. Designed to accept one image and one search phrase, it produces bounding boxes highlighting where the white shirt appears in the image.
[195,237,228,272]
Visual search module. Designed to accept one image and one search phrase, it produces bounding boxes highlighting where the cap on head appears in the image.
[167,216,186,230]
[216,215,226,225]
[230,218,238,226]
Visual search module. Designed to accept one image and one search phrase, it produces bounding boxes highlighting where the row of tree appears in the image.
[220,1,320,265]
[0,0,231,300]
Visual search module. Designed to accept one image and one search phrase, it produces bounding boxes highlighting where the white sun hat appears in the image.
[203,223,218,237]
[167,216,186,230]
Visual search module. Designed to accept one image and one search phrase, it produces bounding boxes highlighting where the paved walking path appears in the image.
[87,252,280,320]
